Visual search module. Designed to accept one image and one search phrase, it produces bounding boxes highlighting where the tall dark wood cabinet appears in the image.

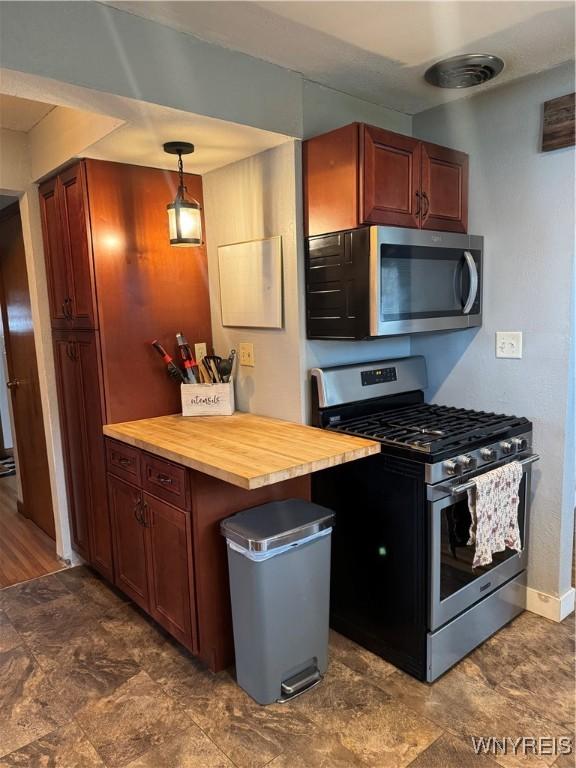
[39,160,212,578]
[303,122,469,236]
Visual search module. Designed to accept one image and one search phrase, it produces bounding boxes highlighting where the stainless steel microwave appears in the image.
[305,226,483,339]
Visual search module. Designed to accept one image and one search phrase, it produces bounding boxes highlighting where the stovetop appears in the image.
[328,402,531,462]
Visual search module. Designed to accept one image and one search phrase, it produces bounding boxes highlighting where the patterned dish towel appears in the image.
[467,461,523,568]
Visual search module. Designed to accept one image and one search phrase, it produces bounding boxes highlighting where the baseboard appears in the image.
[526,586,575,622]
[16,499,27,518]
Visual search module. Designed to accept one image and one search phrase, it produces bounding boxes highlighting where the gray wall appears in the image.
[0,1,411,142]
[203,141,306,423]
[411,62,575,600]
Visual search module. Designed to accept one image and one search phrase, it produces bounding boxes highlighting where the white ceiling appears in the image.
[83,99,290,174]
[0,94,55,131]
[107,1,575,114]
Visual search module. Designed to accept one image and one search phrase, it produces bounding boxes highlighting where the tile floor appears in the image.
[0,566,573,768]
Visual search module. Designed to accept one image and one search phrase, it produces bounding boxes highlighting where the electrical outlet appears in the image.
[194,342,207,362]
[239,342,255,367]
[496,331,523,359]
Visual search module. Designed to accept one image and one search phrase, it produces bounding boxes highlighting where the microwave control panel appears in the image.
[361,367,397,386]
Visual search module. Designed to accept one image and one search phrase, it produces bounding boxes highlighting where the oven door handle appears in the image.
[462,250,479,315]
[451,453,540,495]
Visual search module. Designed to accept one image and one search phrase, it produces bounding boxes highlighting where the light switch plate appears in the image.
[194,342,207,362]
[496,331,523,359]
[239,342,255,367]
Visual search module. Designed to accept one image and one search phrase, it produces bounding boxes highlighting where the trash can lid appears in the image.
[220,498,334,552]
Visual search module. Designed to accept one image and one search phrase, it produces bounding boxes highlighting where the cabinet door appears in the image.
[52,332,91,559]
[144,493,196,651]
[420,142,468,233]
[360,125,421,228]
[58,163,98,328]
[109,475,149,610]
[75,332,113,581]
[39,177,71,328]
[53,331,113,579]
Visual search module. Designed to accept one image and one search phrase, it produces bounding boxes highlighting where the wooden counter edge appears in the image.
[102,424,380,490]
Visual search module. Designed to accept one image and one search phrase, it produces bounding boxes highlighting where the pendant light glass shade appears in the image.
[163,141,203,247]
[167,197,202,246]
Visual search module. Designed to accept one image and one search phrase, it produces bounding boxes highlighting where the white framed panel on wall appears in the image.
[218,236,283,328]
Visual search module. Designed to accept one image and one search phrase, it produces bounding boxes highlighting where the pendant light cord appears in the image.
[177,151,186,199]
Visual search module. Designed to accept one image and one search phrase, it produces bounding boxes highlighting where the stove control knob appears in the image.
[511,437,528,452]
[457,454,477,472]
[500,440,514,455]
[443,459,459,476]
[480,447,497,462]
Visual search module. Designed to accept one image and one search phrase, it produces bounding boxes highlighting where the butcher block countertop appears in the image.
[103,412,380,490]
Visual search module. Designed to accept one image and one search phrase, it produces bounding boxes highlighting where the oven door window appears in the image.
[379,245,480,321]
[440,475,526,601]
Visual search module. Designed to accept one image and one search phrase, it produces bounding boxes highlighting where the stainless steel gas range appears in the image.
[310,356,538,682]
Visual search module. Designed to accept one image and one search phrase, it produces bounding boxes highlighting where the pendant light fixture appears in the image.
[163,141,202,247]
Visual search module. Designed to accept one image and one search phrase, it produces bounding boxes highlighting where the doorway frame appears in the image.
[0,182,77,564]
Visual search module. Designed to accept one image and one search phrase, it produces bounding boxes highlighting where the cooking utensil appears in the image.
[176,332,198,383]
[151,340,186,383]
[204,355,223,383]
[218,349,236,383]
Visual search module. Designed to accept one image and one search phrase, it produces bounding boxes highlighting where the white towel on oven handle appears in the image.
[467,461,523,569]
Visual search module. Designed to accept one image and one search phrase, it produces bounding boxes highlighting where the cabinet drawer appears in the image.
[142,453,190,509]
[106,439,141,485]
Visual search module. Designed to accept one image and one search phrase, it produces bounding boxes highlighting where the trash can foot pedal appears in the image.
[277,666,322,703]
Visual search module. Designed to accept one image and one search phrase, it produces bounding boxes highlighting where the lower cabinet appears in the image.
[145,493,196,650]
[108,474,149,610]
[107,471,196,652]
[105,437,311,671]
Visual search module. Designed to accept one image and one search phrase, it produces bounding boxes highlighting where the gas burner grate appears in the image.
[331,403,529,456]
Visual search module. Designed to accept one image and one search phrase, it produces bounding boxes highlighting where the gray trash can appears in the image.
[220,498,335,705]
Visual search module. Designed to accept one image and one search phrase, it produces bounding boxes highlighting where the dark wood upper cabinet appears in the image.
[108,474,149,611]
[57,164,98,328]
[420,142,469,233]
[360,125,421,229]
[39,177,70,327]
[144,492,196,651]
[303,122,469,236]
[40,164,97,329]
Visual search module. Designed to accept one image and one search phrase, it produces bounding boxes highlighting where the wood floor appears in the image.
[0,475,64,588]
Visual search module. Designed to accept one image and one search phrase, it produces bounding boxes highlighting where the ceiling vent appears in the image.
[424,54,504,89]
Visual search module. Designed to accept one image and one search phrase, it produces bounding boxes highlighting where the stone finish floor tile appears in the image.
[458,612,575,689]
[381,667,571,768]
[0,646,71,757]
[0,722,105,768]
[41,624,142,713]
[1,569,574,768]
[329,629,397,685]
[75,670,191,768]
[56,566,129,613]
[0,612,21,653]
[286,659,441,767]
[123,725,235,768]
[407,733,503,767]
[266,731,372,767]
[0,573,70,616]
[4,593,103,667]
[496,651,574,731]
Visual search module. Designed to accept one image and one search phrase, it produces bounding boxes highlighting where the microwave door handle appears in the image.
[462,250,479,314]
